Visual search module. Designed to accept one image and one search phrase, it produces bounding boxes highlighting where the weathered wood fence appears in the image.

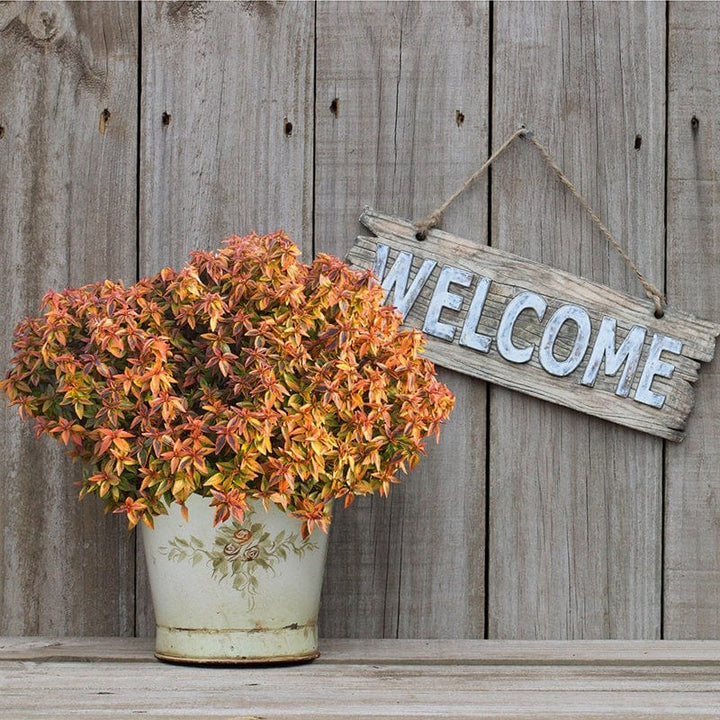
[1,0,719,640]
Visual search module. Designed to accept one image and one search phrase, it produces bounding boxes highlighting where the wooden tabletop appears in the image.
[2,638,720,719]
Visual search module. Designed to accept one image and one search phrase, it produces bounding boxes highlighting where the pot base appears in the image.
[154,649,320,666]
[153,623,320,666]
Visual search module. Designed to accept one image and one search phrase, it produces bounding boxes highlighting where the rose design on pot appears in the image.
[233,529,253,545]
[223,542,242,560]
[160,508,318,608]
[244,545,260,561]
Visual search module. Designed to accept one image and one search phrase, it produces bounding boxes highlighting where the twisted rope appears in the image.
[414,127,666,317]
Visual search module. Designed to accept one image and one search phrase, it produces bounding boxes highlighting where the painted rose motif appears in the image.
[244,546,260,561]
[233,529,253,545]
[160,507,317,607]
[223,542,242,559]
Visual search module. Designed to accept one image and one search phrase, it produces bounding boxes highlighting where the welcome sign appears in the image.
[347,208,719,441]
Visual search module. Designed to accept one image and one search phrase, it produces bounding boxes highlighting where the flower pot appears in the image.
[140,494,330,665]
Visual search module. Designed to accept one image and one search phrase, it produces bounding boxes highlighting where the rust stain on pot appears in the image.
[160,622,316,634]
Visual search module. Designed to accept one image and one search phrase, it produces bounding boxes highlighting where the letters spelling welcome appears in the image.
[373,243,681,410]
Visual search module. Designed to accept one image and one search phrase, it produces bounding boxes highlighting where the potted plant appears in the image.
[1,231,455,664]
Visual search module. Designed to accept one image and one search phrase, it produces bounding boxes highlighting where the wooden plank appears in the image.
[0,1,137,635]
[321,638,720,666]
[349,209,718,442]
[3,640,720,719]
[137,0,315,636]
[3,674,719,720]
[4,660,720,694]
[139,0,314,270]
[489,1,666,638]
[4,636,720,666]
[314,0,489,639]
[664,1,720,639]
[0,637,155,663]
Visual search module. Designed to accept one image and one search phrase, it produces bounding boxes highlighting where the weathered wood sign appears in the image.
[348,208,720,441]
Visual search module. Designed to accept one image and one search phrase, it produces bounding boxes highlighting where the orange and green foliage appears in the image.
[0,233,455,536]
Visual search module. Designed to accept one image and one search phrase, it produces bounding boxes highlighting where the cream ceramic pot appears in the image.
[141,494,330,664]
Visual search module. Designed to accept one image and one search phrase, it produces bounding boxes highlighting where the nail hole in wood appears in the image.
[330,98,340,118]
[0,126,5,139]
[456,110,465,128]
[99,108,111,134]
[634,134,642,150]
[284,118,293,137]
[162,111,172,126]
[691,115,699,131]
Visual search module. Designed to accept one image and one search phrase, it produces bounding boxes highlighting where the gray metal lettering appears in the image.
[459,276,493,353]
[423,265,474,342]
[635,334,684,409]
[539,304,592,377]
[581,317,647,397]
[496,291,548,364]
[373,244,437,320]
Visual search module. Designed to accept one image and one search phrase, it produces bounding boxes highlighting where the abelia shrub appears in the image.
[1,232,455,537]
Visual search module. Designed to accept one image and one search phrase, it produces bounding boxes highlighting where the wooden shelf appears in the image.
[2,638,720,718]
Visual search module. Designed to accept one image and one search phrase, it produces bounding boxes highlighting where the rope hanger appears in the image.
[414,127,666,318]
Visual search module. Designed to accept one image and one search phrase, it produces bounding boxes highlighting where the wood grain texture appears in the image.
[2,0,720,643]
[664,1,720,639]
[3,638,720,719]
[349,210,718,441]
[314,0,489,639]
[136,0,315,636]
[6,635,720,664]
[0,1,138,635]
[489,1,666,639]
[139,0,315,269]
